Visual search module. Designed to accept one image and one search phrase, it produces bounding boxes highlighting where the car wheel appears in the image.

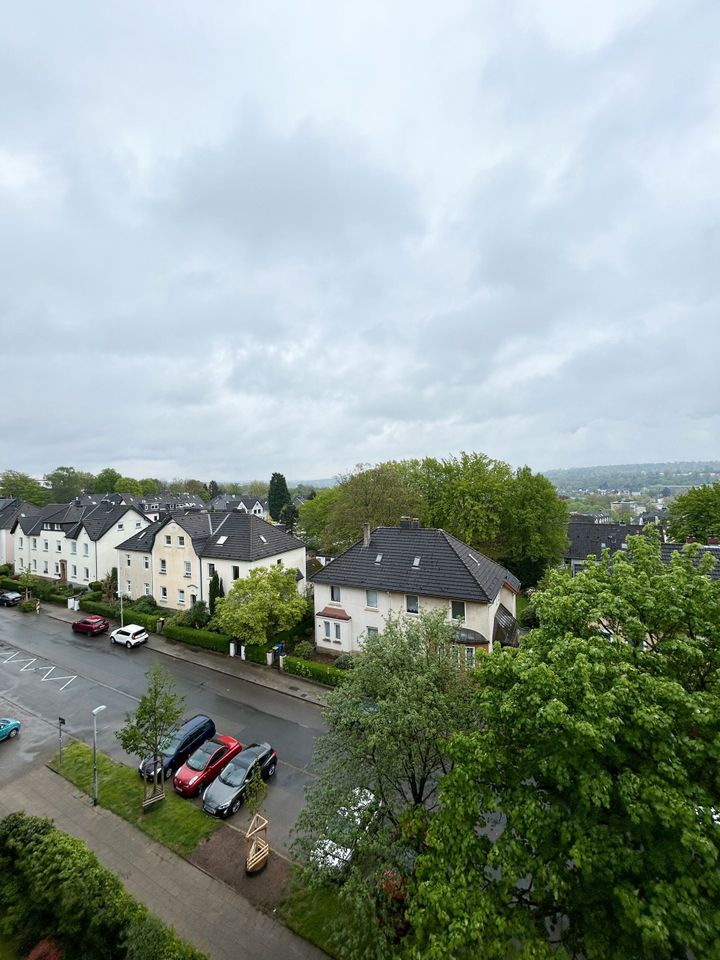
[126,640,132,649]
[8,729,17,738]
[111,636,116,644]
[266,762,276,778]
[230,797,242,815]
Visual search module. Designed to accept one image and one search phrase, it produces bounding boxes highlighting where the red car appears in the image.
[72,615,110,636]
[173,735,244,797]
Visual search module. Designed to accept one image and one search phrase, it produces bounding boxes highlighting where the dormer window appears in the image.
[375,553,383,564]
[412,556,420,567]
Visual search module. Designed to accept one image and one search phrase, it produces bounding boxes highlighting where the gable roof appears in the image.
[201,513,304,561]
[311,526,520,603]
[0,499,37,531]
[65,503,147,542]
[565,521,637,561]
[661,542,720,580]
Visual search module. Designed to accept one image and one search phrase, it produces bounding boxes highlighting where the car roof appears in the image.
[119,623,146,631]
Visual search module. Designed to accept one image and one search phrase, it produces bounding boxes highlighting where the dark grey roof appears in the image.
[65,503,147,542]
[661,543,720,580]
[0,499,36,531]
[201,514,304,561]
[14,502,83,536]
[311,526,520,603]
[565,521,637,561]
[117,517,170,553]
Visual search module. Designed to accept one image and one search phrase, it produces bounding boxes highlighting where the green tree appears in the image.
[293,611,477,957]
[243,764,268,819]
[0,470,51,506]
[44,465,94,501]
[116,476,143,496]
[94,467,122,493]
[246,479,269,498]
[115,663,186,795]
[329,463,423,551]
[208,571,220,617]
[405,532,720,960]
[211,565,306,645]
[297,485,342,552]
[138,478,163,495]
[207,480,221,499]
[279,501,299,534]
[100,568,118,605]
[666,482,720,543]
[268,472,291,521]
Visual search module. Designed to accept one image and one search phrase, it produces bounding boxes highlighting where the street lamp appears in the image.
[91,705,107,807]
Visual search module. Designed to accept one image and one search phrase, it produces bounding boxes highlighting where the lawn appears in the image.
[280,881,345,959]
[49,741,220,857]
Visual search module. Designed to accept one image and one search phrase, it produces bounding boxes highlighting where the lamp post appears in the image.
[91,705,106,807]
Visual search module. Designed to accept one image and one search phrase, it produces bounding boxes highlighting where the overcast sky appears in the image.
[2,1,718,483]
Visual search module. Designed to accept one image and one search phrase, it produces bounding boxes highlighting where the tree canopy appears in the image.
[211,565,306,645]
[44,465,94,501]
[0,470,52,505]
[268,472,291,520]
[666,482,720,544]
[405,532,720,960]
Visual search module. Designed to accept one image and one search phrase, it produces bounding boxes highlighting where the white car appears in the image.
[311,788,377,873]
[110,624,149,649]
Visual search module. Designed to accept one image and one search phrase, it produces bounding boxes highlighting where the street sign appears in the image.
[58,717,66,725]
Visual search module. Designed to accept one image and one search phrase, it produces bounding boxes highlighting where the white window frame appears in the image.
[144,583,150,595]
[451,600,466,621]
[144,556,150,569]
[366,589,378,608]
[178,536,185,547]
[406,595,419,614]
[184,561,191,578]
[160,586,168,601]
[330,585,341,602]
[71,564,77,578]
[323,620,331,638]
[177,589,185,606]
[334,623,341,641]
[159,559,167,574]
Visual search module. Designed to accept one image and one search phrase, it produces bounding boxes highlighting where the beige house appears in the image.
[311,520,520,664]
[117,512,306,611]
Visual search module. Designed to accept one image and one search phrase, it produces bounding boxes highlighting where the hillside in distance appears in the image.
[544,461,720,495]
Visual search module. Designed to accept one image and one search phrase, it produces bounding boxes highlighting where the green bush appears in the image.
[333,653,356,670]
[89,580,103,591]
[163,622,230,654]
[243,640,275,664]
[78,598,117,618]
[130,595,159,614]
[282,655,347,687]
[293,639,315,660]
[0,563,11,576]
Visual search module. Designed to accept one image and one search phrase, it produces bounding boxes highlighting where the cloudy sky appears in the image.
[2,0,718,483]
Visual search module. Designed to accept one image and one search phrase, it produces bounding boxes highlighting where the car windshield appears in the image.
[187,741,217,771]
[160,735,183,757]
[219,756,252,787]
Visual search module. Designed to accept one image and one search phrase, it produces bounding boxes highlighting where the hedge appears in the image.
[78,598,117,618]
[0,576,81,603]
[243,640,275,664]
[162,622,230,654]
[282,655,348,687]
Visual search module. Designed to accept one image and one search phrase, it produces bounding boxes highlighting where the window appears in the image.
[413,556,421,567]
[165,535,172,546]
[406,595,419,614]
[83,543,89,557]
[32,538,37,550]
[117,523,124,531]
[84,567,90,580]
[135,521,141,528]
[178,536,185,547]
[451,600,466,621]
[232,566,239,580]
[366,589,378,608]
[54,562,59,575]
[126,580,132,594]
[160,559,167,574]
[160,586,167,600]
[43,561,49,574]
[330,585,341,602]
[216,536,227,545]
[43,540,48,551]
[207,563,215,576]
[334,623,341,641]
[375,553,382,564]
[125,554,131,567]
[18,537,23,548]
[144,556,150,569]
[144,583,150,595]
[177,589,185,606]
[56,541,62,552]
[184,561,191,578]
[32,559,37,571]
[323,621,331,638]
[465,646,476,669]
[71,564,77,577]
[367,626,379,638]
[70,542,76,554]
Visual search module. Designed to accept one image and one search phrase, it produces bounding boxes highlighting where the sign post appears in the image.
[58,716,66,765]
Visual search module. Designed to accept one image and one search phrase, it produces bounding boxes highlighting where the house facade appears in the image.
[208,494,269,519]
[118,512,306,611]
[0,499,37,567]
[311,521,520,663]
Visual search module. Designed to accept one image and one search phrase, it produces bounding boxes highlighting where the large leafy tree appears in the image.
[293,612,476,956]
[268,472,291,520]
[117,476,143,496]
[0,470,51,505]
[94,467,122,493]
[44,465,94,501]
[297,485,342,552]
[666,482,720,543]
[405,532,720,960]
[211,565,306,645]
[329,463,424,551]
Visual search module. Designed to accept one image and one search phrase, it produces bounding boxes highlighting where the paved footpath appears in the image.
[0,766,326,960]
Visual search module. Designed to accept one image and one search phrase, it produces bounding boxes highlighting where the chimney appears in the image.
[399,516,411,529]
[708,536,719,545]
[363,523,371,547]
[410,518,421,530]
[686,535,696,543]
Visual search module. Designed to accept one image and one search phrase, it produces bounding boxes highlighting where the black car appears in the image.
[138,714,216,781]
[202,742,277,818]
[0,591,22,607]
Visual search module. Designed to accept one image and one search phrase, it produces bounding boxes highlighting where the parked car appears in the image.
[202,742,277,818]
[0,591,22,607]
[110,624,148,649]
[173,735,244,797]
[311,788,378,873]
[72,615,110,636]
[0,717,21,741]
[139,714,216,781]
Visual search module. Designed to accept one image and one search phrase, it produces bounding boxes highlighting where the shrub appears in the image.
[243,640,275,664]
[282,655,348,687]
[518,603,539,629]
[125,610,164,634]
[88,581,103,591]
[333,653,356,671]
[19,599,37,613]
[293,639,315,660]
[130,595,159,614]
[0,563,11,576]
[78,598,117,618]
[163,622,230,654]
[173,600,210,630]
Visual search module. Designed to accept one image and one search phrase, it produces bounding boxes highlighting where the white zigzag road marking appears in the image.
[39,666,76,691]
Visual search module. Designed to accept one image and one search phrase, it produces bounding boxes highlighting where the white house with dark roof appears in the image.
[208,494,269,519]
[12,501,149,585]
[310,519,520,662]
[117,512,306,611]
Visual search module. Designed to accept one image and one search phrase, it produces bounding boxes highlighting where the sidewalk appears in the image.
[0,766,325,960]
[45,604,328,707]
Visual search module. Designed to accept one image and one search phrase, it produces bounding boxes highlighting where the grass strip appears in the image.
[48,740,220,857]
[279,879,345,959]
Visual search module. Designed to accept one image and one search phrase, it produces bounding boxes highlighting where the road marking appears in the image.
[3,652,37,669]
[40,666,77,692]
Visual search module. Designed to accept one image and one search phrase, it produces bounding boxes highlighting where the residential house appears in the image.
[208,494,269,519]
[0,499,38,567]
[310,519,521,664]
[661,541,720,579]
[13,501,150,586]
[117,512,306,611]
[564,520,638,575]
[139,492,208,522]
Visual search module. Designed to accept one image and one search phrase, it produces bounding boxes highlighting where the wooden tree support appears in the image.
[245,813,269,874]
